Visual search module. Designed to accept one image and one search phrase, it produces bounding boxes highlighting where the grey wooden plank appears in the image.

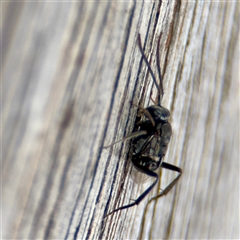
[2,1,239,239]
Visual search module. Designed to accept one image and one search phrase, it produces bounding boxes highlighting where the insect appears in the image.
[104,33,182,217]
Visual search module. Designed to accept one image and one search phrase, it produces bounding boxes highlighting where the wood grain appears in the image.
[2,1,239,239]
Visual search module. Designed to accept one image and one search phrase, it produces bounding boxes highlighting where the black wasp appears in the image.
[104,33,182,217]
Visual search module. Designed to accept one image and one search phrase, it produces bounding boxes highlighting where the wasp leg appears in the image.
[133,104,156,127]
[104,164,158,217]
[150,162,182,201]
[142,108,156,126]
[103,130,147,148]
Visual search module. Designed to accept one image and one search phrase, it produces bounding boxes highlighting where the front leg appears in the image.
[136,105,156,127]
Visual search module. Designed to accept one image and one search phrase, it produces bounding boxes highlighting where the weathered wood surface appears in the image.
[2,1,239,239]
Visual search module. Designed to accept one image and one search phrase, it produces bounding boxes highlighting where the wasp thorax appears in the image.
[146,105,170,122]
